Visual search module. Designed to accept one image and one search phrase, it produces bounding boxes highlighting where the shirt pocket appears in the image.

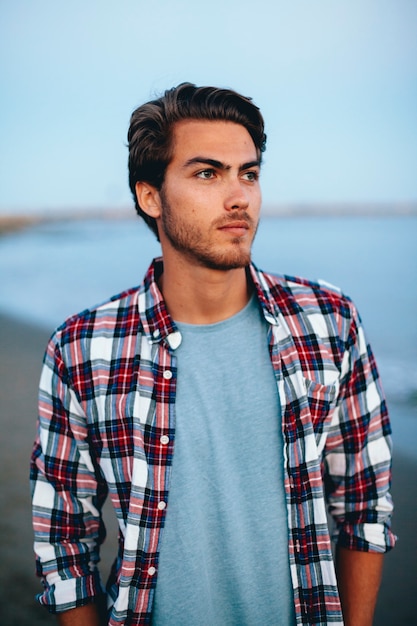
[304,377,339,436]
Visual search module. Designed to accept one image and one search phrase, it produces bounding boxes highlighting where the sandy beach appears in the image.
[0,312,415,625]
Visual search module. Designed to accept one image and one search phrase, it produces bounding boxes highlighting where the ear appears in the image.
[135,181,162,218]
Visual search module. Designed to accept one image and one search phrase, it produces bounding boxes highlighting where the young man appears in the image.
[31,83,396,626]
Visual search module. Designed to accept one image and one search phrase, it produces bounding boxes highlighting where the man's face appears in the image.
[156,119,262,271]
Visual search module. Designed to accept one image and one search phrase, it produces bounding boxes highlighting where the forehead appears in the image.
[170,119,258,163]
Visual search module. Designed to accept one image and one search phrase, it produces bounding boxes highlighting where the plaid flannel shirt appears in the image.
[31,258,396,625]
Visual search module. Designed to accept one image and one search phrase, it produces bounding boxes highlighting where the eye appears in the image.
[196,169,216,180]
[242,170,259,182]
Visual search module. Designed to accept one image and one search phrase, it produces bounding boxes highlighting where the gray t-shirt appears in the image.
[151,295,295,625]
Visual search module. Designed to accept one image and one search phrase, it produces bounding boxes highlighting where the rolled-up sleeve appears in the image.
[323,302,397,553]
[30,333,107,613]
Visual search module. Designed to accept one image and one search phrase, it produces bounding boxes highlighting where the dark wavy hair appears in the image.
[127,82,267,239]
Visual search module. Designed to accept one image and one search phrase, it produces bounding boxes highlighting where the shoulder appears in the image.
[255,266,354,315]
[50,284,142,350]
[252,265,361,348]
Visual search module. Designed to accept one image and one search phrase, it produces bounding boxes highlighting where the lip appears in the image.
[218,221,250,235]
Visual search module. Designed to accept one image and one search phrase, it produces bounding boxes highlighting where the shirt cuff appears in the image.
[334,522,397,553]
[37,570,105,614]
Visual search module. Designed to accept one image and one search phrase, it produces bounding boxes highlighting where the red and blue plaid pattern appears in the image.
[31,258,395,625]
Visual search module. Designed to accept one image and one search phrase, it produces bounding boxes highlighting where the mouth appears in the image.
[218,221,251,237]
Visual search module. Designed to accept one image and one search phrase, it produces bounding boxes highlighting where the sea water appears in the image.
[0,215,416,456]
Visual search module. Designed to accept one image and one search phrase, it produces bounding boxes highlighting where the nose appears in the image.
[224,179,250,211]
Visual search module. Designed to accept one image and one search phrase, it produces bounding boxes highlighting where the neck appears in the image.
[158,257,252,324]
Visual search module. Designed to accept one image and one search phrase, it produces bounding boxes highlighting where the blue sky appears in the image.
[1,0,416,213]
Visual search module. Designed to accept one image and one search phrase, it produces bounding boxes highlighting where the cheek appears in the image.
[251,189,262,214]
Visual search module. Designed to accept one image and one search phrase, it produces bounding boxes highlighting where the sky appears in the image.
[1,0,416,213]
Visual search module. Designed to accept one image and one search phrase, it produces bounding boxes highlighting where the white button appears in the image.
[157,501,167,510]
[163,370,172,380]
[153,329,160,338]
[264,312,278,325]
[167,331,182,349]
[160,435,170,445]
[148,566,156,576]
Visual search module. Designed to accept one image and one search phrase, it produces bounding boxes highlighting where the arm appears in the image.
[322,301,396,615]
[336,546,384,626]
[324,301,396,551]
[31,333,107,613]
[57,604,101,626]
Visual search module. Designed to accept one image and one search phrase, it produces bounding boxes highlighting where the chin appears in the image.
[196,248,252,271]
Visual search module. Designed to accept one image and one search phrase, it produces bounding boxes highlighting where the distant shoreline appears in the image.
[1,202,416,235]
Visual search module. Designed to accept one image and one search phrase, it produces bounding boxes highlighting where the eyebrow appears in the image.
[183,157,260,172]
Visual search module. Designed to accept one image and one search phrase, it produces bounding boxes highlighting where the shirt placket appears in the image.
[267,313,342,625]
[133,335,178,624]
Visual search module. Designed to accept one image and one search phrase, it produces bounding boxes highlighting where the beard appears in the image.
[159,190,259,271]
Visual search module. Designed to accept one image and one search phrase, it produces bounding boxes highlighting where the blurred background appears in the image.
[1,0,417,212]
[0,1,416,624]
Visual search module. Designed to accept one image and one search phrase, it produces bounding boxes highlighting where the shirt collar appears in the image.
[138,257,180,351]
[138,258,282,349]
[248,262,282,326]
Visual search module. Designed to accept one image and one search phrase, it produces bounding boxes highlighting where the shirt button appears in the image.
[157,501,167,510]
[152,329,160,338]
[163,370,172,380]
[167,331,182,350]
[160,435,170,445]
[147,566,156,576]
